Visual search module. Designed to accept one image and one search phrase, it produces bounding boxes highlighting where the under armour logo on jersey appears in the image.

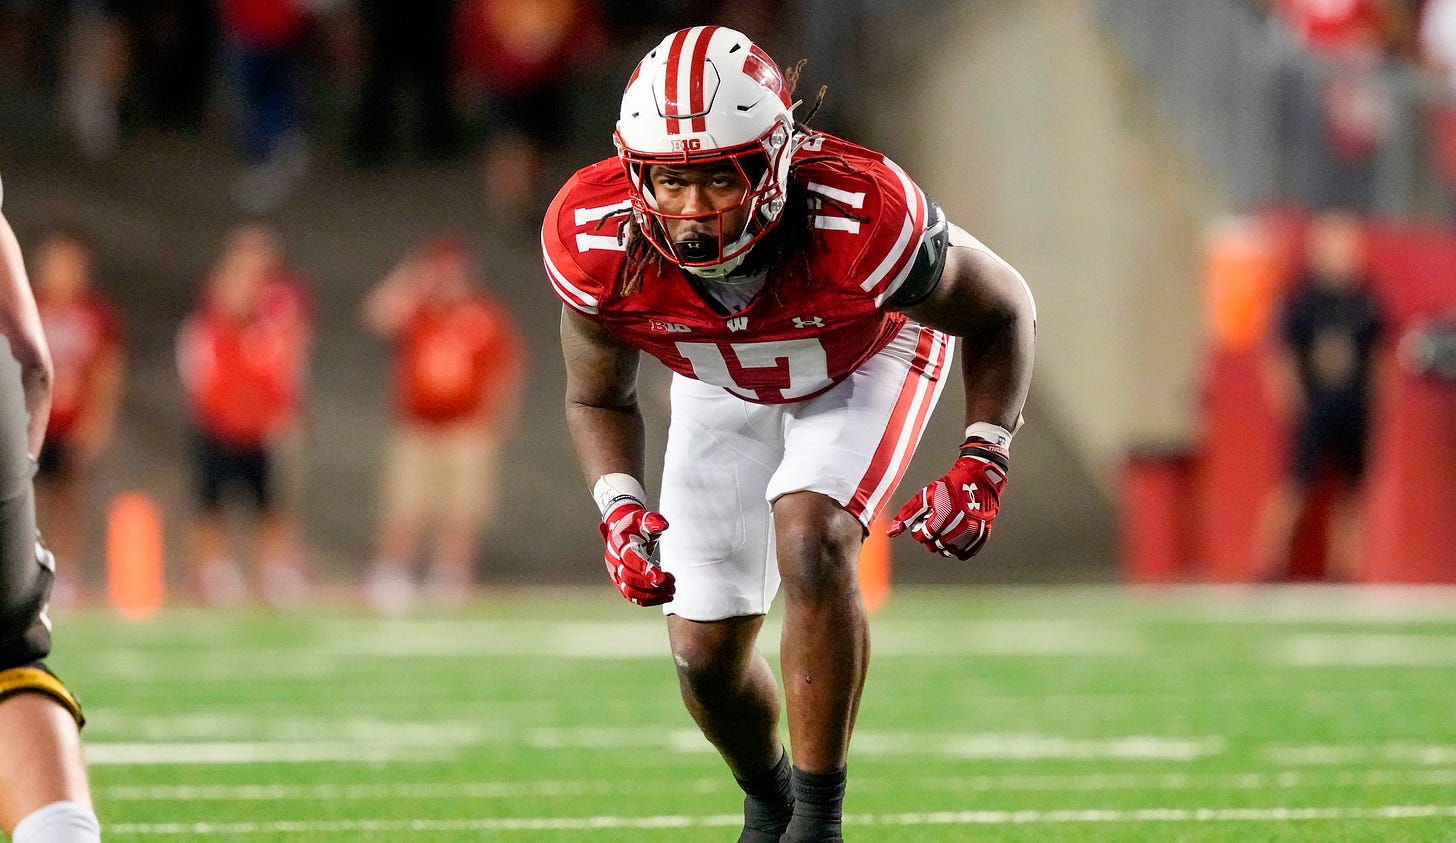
[792,316,825,329]
[726,316,749,332]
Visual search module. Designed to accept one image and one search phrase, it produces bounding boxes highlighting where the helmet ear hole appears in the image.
[738,153,769,189]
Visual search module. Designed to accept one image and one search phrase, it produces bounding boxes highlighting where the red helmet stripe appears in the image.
[663,28,693,134]
[688,25,719,133]
[745,44,790,107]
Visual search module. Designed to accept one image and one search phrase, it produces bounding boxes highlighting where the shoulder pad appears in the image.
[542,160,632,315]
[793,138,934,305]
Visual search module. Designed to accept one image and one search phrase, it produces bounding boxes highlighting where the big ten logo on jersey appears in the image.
[800,134,826,153]
[670,138,704,153]
[648,318,691,333]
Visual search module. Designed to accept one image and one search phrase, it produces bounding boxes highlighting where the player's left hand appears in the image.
[887,438,1009,560]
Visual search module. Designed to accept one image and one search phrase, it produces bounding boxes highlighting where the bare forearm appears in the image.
[565,400,647,486]
[0,214,52,455]
[560,306,647,489]
[19,363,51,456]
[959,308,1034,431]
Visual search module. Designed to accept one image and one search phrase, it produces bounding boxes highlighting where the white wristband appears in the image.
[964,422,1014,448]
[592,473,648,517]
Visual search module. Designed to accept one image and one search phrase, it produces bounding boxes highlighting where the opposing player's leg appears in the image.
[657,374,792,841]
[0,690,97,843]
[0,377,99,842]
[0,553,94,840]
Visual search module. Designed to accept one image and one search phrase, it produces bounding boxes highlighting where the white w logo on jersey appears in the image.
[726,317,749,332]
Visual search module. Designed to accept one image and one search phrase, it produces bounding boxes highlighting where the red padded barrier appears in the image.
[1122,449,1195,583]
[1358,221,1456,581]
[1138,212,1456,583]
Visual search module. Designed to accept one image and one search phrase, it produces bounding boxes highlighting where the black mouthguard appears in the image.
[675,237,717,263]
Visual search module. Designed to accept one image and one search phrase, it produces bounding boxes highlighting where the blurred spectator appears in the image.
[55,1,216,160]
[455,0,601,222]
[58,2,129,161]
[1419,0,1456,212]
[30,226,123,606]
[1269,0,1399,211]
[360,235,524,613]
[220,0,311,212]
[1272,0,1400,53]
[176,221,312,607]
[350,0,460,166]
[1256,210,1385,582]
[1422,0,1456,83]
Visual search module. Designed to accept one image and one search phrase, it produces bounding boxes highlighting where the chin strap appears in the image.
[684,251,749,279]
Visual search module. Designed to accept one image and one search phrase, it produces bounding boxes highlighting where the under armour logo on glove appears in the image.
[887,438,1009,560]
[600,500,676,606]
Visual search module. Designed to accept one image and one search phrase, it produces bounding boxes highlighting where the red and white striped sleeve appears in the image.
[541,171,624,317]
[853,156,937,307]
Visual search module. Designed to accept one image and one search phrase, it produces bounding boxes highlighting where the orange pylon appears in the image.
[858,514,893,615]
[106,492,165,620]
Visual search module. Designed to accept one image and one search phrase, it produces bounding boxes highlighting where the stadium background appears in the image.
[2,0,1451,586]
[1,0,1131,592]
[4,2,1456,840]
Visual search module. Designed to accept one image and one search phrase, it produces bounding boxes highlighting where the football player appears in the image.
[542,27,1035,842]
[0,177,103,842]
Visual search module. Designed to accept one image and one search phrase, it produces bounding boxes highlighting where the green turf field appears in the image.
[49,585,1456,841]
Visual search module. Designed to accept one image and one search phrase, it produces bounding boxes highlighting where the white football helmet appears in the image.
[615,26,798,278]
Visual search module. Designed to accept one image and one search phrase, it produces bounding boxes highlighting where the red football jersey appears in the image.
[542,133,936,404]
[177,278,310,447]
[395,295,524,427]
[37,293,122,440]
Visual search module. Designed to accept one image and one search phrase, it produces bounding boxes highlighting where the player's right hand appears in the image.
[599,500,675,606]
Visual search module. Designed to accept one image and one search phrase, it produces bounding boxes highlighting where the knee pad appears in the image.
[0,666,84,728]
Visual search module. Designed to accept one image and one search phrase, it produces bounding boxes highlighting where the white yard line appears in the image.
[84,742,453,766]
[78,617,1143,668]
[524,728,1226,761]
[105,805,1456,835]
[1266,743,1456,766]
[96,769,1456,802]
[81,728,1226,763]
[99,781,614,801]
[1275,633,1456,667]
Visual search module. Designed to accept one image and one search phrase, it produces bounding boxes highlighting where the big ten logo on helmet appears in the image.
[670,138,704,152]
[648,318,691,333]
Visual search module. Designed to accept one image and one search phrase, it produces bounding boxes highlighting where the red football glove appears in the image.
[887,438,1009,560]
[599,500,676,606]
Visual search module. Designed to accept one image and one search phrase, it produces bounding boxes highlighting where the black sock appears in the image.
[734,749,794,843]
[782,766,847,843]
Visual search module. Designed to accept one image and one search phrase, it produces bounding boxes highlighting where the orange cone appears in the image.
[858,514,893,615]
[106,492,165,620]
